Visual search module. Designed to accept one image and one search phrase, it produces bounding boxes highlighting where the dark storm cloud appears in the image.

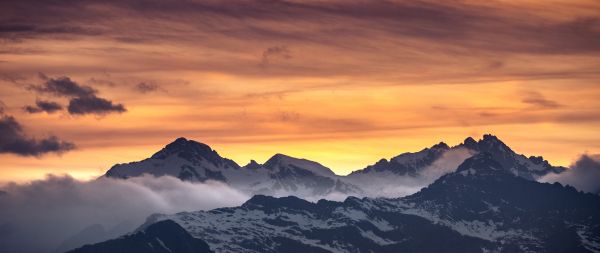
[0,115,75,156]
[27,75,126,116]
[68,96,126,115]
[134,82,161,94]
[540,154,600,194]
[23,100,63,114]
[522,91,562,109]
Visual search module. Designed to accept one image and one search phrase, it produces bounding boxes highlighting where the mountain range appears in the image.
[104,134,567,198]
[74,152,600,253]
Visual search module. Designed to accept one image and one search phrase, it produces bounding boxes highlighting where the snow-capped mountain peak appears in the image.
[104,135,567,199]
[150,137,240,169]
[104,138,239,182]
[477,134,513,154]
[105,139,360,198]
[134,154,600,253]
[263,153,337,177]
[457,134,566,180]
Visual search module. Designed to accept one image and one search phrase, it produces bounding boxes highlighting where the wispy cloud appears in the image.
[260,46,291,68]
[1,1,599,81]
[134,82,162,94]
[522,91,562,109]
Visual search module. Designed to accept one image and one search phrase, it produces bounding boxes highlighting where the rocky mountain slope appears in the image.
[67,220,213,253]
[129,153,598,253]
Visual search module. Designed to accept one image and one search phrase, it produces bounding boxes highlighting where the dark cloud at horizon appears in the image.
[23,99,63,114]
[27,75,126,116]
[0,115,75,156]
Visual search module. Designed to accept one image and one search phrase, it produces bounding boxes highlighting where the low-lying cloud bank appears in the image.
[0,175,249,253]
[539,154,600,194]
[3,150,595,253]
[345,147,476,199]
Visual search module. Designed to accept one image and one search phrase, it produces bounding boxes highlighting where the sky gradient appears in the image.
[1,0,600,182]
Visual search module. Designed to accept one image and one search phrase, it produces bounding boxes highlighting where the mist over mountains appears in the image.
[105,134,568,199]
[1,134,599,253]
[141,153,600,252]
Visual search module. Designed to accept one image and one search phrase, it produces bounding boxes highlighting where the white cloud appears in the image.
[344,147,476,198]
[539,154,600,194]
[0,175,249,253]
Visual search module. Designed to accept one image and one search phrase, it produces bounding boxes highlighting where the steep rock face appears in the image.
[457,134,566,180]
[141,154,599,253]
[67,220,213,253]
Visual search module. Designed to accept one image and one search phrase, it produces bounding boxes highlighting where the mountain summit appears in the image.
[105,137,360,198]
[458,134,565,180]
[263,153,336,177]
[105,138,238,182]
[350,134,565,180]
[150,137,240,170]
[72,137,599,253]
[104,134,567,198]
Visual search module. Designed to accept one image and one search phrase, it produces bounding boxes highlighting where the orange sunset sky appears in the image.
[1,0,599,183]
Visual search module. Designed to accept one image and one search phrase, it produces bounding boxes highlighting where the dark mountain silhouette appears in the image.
[130,153,599,252]
[66,220,213,253]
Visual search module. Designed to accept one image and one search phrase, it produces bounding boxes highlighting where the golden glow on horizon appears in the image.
[1,0,599,182]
